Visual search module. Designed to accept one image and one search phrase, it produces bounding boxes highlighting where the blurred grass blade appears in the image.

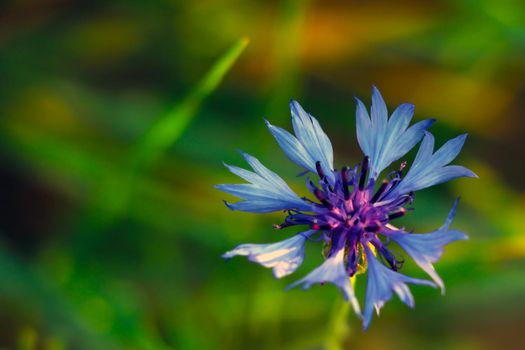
[134,37,249,168]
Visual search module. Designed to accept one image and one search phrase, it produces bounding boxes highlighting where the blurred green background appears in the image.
[1,0,525,349]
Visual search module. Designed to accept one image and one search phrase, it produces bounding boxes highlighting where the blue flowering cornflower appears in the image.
[217,87,477,329]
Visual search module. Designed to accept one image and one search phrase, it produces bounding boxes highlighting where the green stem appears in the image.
[323,299,351,350]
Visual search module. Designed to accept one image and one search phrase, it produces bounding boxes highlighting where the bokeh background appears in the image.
[1,0,525,349]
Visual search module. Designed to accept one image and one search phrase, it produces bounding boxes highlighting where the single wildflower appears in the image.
[217,86,477,329]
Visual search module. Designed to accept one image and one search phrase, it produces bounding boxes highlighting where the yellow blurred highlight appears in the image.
[302,3,436,64]
[383,67,512,137]
[64,17,146,64]
[7,87,77,133]
[44,337,65,350]
[493,236,525,262]
[17,327,37,350]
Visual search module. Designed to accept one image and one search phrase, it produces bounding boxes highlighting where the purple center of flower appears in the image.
[276,157,414,276]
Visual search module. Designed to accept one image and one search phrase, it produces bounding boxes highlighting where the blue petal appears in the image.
[390,132,478,197]
[384,118,436,170]
[377,103,414,164]
[266,101,335,183]
[355,97,371,155]
[287,249,361,316]
[388,198,468,292]
[432,133,468,166]
[241,152,302,195]
[216,152,311,213]
[216,183,279,199]
[265,121,314,170]
[355,87,434,178]
[219,196,305,213]
[363,245,436,330]
[412,129,435,166]
[223,231,314,278]
[371,86,388,125]
[290,101,334,174]
[369,86,389,172]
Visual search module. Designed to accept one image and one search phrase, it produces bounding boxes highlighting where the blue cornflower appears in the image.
[217,86,477,329]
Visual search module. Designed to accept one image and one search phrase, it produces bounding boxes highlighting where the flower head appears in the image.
[217,86,476,329]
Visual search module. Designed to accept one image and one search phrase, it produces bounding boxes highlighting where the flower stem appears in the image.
[323,278,356,349]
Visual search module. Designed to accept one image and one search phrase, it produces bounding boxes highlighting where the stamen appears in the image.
[371,179,389,203]
[359,156,369,190]
[313,188,329,206]
[287,213,318,225]
[310,181,333,209]
[388,207,406,220]
[315,161,326,179]
[346,235,358,276]
[409,191,414,202]
[312,223,331,231]
[327,210,344,221]
[381,247,404,271]
[341,166,351,200]
[370,239,404,271]
[392,192,414,207]
[301,197,317,204]
[389,176,401,189]
[381,175,401,199]
[364,220,381,232]
[399,160,407,174]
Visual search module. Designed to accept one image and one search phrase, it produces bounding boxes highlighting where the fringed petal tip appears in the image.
[390,131,478,196]
[221,234,309,279]
[286,249,362,317]
[354,86,434,178]
[221,199,234,210]
[289,99,300,112]
[216,153,311,213]
[371,84,382,97]
[362,280,438,331]
[221,251,235,259]
[389,198,469,295]
[265,103,335,182]
[464,168,479,179]
[362,245,436,329]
